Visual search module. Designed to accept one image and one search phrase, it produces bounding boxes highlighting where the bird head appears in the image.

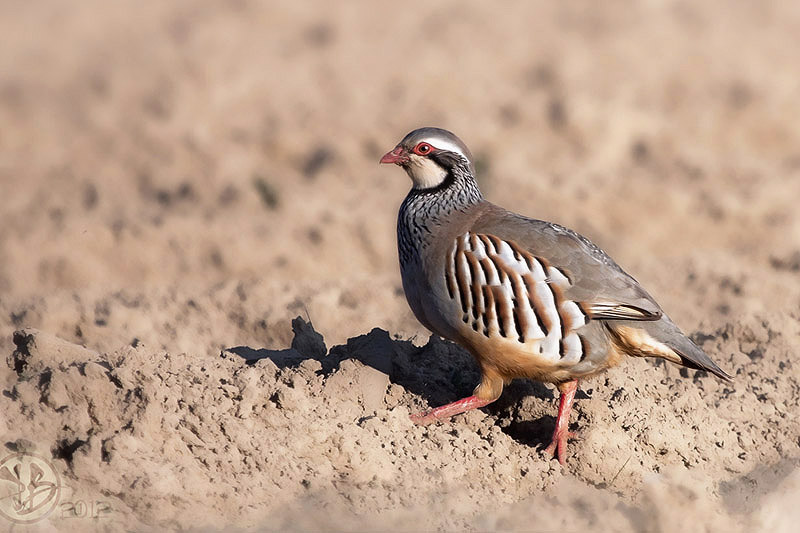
[380,127,475,190]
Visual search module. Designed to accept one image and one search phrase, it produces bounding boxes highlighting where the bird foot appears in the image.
[409,410,439,426]
[409,396,492,426]
[544,430,577,465]
[543,379,579,464]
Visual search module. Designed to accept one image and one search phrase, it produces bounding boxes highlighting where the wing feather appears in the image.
[445,232,594,364]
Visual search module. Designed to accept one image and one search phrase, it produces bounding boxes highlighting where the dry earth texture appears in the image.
[1,1,799,531]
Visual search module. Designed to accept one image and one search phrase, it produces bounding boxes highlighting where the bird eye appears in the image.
[414,142,433,155]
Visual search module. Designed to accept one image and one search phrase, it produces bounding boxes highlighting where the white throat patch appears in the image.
[406,155,447,189]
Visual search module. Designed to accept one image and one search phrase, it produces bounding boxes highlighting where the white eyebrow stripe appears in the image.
[421,138,468,160]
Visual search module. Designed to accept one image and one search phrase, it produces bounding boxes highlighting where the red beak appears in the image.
[380,145,408,165]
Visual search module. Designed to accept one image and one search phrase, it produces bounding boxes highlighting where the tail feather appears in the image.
[664,339,733,382]
[607,318,733,382]
[647,317,733,382]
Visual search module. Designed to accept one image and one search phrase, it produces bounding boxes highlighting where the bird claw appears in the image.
[543,431,578,465]
[408,396,492,426]
[409,410,438,425]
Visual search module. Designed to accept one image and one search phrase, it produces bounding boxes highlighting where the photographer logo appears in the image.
[0,452,61,524]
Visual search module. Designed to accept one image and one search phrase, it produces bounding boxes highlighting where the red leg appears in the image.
[544,379,578,465]
[410,395,493,425]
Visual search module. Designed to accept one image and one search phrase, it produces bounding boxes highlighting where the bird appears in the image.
[380,127,732,464]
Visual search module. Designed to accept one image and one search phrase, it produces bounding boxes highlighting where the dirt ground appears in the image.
[1,1,799,531]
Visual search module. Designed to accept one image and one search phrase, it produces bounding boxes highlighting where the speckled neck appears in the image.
[397,165,483,266]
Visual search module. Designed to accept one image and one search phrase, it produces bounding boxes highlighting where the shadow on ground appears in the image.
[224,316,565,450]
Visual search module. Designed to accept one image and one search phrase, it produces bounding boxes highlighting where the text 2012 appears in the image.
[59,500,112,519]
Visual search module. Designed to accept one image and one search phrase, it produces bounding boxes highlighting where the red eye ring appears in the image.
[413,142,433,155]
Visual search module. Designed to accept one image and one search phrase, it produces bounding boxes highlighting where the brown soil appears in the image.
[1,1,799,531]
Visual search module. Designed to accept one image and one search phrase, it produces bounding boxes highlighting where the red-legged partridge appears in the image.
[380,127,732,464]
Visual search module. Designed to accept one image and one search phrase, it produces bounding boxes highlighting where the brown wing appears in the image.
[470,206,665,318]
[466,205,732,380]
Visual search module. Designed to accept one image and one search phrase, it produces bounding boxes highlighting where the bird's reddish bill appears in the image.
[380,146,406,164]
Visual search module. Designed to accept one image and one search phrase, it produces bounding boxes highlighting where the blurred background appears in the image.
[1,0,799,343]
[1,2,799,530]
